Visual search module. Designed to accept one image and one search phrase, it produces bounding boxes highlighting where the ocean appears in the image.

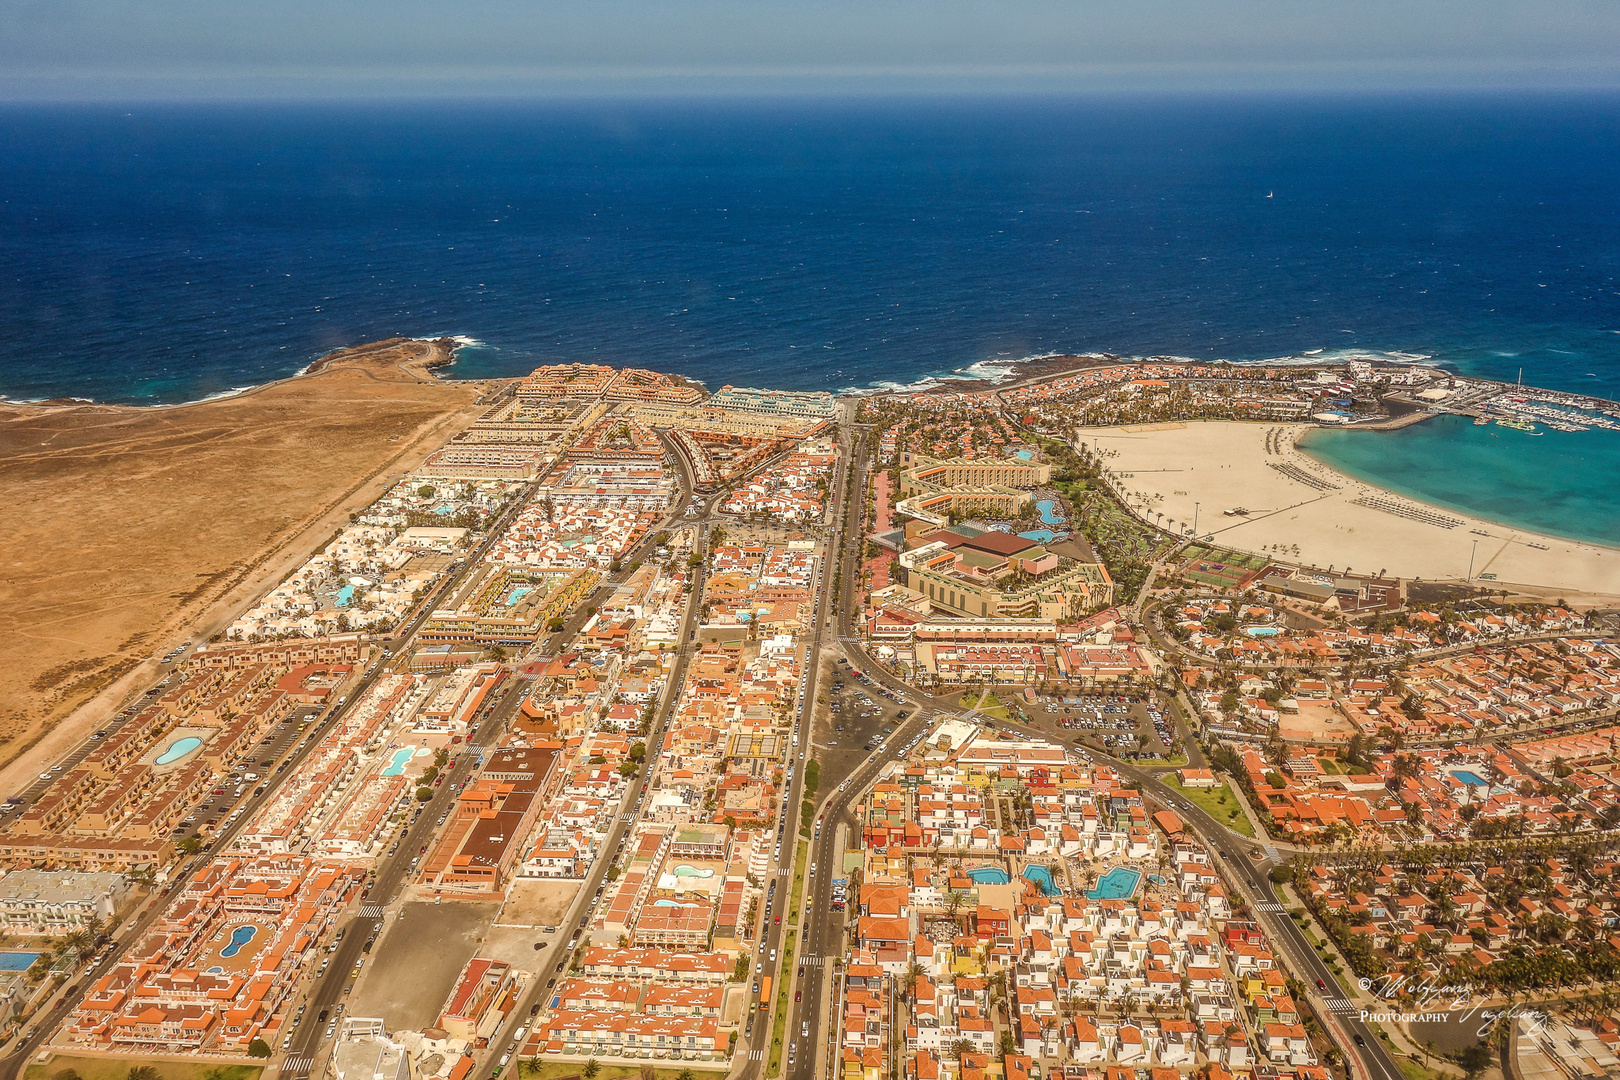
[1301,416,1620,548]
[2,94,1618,539]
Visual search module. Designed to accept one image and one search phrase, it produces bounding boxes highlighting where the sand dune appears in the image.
[1077,421,1620,602]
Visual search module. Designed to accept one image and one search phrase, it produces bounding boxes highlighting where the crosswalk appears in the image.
[750,1049,766,1061]
[1323,998,1359,1015]
[1262,845,1281,860]
[1255,901,1286,913]
[358,903,385,918]
[801,955,825,967]
[280,1053,314,1075]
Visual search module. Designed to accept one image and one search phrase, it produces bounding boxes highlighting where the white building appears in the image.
[0,870,128,935]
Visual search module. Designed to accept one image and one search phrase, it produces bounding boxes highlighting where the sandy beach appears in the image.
[1076,421,1620,602]
[0,338,493,794]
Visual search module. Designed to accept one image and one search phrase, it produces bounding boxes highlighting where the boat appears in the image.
[1473,417,1489,425]
[1495,417,1536,432]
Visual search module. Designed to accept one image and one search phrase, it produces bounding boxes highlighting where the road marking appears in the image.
[358,904,385,918]
[1263,845,1281,860]
[1255,902,1286,913]
[750,1050,765,1061]
[1323,997,1358,1015]
[281,1054,314,1074]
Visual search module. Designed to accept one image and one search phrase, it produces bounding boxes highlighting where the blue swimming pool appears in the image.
[336,584,355,607]
[1087,867,1142,900]
[381,747,415,777]
[1035,499,1066,526]
[966,866,1009,885]
[220,925,257,958]
[1022,865,1060,896]
[1243,626,1283,637]
[0,952,40,972]
[1019,529,1067,544]
[1451,770,1488,788]
[155,736,202,765]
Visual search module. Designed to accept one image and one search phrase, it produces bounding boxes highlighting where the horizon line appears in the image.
[5,63,1620,104]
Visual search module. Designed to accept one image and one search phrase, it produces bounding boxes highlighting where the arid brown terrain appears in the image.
[0,337,494,789]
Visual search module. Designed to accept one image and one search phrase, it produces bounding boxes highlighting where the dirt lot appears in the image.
[496,877,582,929]
[0,338,493,791]
[352,899,498,1030]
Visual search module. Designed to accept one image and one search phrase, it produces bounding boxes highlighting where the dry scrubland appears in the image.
[0,338,488,788]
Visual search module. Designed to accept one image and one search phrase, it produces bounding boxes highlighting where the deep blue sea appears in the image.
[2,95,1618,540]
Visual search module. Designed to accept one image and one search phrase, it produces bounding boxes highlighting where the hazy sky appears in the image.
[3,0,1618,99]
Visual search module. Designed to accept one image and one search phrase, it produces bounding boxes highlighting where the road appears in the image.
[1105,754,1406,1080]
[773,428,1400,1080]
[0,470,668,1078]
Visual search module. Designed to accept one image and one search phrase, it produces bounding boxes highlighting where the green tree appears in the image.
[416,786,434,801]
[584,1059,601,1080]
[126,1069,163,1080]
[1455,1041,1493,1080]
[247,1037,273,1058]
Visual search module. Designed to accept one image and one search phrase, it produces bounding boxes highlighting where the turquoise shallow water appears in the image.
[1300,415,1620,549]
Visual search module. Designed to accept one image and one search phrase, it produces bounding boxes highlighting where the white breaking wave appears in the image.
[417,334,492,351]
[195,386,255,403]
[836,346,1451,397]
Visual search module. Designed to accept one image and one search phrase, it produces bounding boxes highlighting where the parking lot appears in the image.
[824,657,913,752]
[1023,690,1183,761]
[172,704,329,846]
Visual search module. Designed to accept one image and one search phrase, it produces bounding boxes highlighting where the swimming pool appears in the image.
[336,584,355,607]
[1451,770,1489,788]
[381,747,416,777]
[155,736,202,765]
[671,865,715,879]
[1021,865,1060,896]
[1035,499,1066,526]
[506,586,533,607]
[1243,626,1283,637]
[0,952,40,972]
[1087,867,1142,900]
[220,925,257,958]
[966,866,1009,885]
[1019,530,1067,544]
